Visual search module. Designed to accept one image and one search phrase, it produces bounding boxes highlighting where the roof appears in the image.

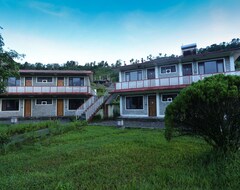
[116,48,240,71]
[19,70,93,76]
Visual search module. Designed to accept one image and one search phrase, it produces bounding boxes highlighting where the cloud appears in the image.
[28,1,67,17]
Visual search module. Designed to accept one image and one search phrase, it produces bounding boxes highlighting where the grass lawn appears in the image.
[0,125,239,190]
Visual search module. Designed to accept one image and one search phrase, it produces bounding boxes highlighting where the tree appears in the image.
[0,27,23,93]
[165,75,240,152]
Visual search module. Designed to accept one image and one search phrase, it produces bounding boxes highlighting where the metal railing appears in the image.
[115,71,240,90]
[75,95,98,119]
[6,86,94,94]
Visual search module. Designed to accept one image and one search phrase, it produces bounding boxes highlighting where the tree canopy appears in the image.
[0,27,23,93]
[165,75,240,153]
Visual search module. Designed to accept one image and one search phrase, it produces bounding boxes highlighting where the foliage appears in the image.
[165,74,240,152]
[0,27,24,93]
[198,38,240,54]
[0,126,239,189]
[0,120,87,153]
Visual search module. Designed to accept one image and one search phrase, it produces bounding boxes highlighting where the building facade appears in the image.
[113,46,240,118]
[0,70,94,118]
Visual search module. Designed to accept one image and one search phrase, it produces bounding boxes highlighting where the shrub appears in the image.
[165,74,240,152]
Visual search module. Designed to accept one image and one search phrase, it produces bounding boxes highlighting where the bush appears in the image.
[165,74,240,152]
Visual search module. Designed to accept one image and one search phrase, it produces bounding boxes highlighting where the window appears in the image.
[69,77,84,86]
[147,69,155,79]
[2,100,19,111]
[125,70,142,81]
[162,94,177,102]
[161,65,176,74]
[7,77,20,86]
[126,96,143,109]
[198,59,224,74]
[69,99,84,110]
[37,77,52,83]
[36,99,52,105]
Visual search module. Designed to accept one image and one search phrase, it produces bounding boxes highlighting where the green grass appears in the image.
[0,126,239,190]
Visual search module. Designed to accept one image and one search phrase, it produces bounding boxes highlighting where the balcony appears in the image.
[114,71,240,92]
[6,86,95,95]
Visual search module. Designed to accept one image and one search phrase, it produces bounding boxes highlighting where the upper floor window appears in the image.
[161,65,176,74]
[198,59,224,74]
[37,77,52,83]
[7,77,20,86]
[125,70,142,81]
[2,100,19,111]
[69,77,84,86]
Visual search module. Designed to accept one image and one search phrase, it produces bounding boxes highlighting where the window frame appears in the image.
[124,70,143,81]
[69,77,84,86]
[198,58,225,75]
[125,96,144,110]
[1,99,20,111]
[160,65,177,74]
[7,77,21,86]
[68,99,85,110]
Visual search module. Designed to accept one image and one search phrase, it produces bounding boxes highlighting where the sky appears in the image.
[0,0,240,65]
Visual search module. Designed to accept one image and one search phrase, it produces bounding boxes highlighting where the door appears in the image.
[57,99,64,116]
[182,64,192,76]
[25,77,32,86]
[147,68,155,79]
[24,99,31,117]
[57,77,64,86]
[148,95,156,117]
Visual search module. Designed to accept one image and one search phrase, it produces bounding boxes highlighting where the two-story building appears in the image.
[0,70,94,118]
[113,45,240,119]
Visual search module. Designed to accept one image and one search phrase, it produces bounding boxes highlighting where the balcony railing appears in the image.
[115,71,240,91]
[6,86,94,94]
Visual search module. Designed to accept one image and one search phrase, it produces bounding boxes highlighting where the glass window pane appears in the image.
[138,71,142,80]
[69,99,84,110]
[147,69,155,79]
[205,61,217,74]
[2,100,19,111]
[217,62,224,73]
[126,96,143,109]
[198,63,204,74]
[130,71,137,81]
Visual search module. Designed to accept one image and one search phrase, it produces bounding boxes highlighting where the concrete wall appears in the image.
[0,99,24,118]
[0,98,86,118]
[19,75,91,87]
[31,99,56,117]
[121,95,148,117]
[120,92,179,118]
[158,64,180,78]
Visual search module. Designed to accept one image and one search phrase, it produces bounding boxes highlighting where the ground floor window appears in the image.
[2,100,19,111]
[126,96,143,109]
[69,99,84,110]
[162,94,177,102]
[36,99,52,105]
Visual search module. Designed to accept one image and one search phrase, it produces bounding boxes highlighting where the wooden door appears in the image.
[24,99,31,117]
[57,99,64,116]
[25,77,32,86]
[148,95,156,116]
[57,77,64,86]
